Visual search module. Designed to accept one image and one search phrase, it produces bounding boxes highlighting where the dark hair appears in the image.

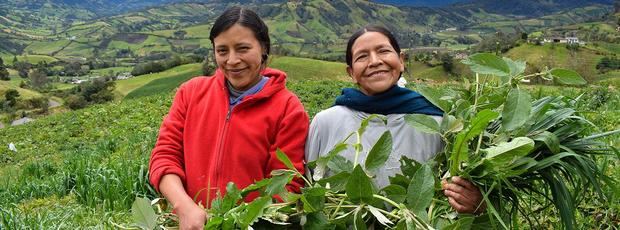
[209,7,270,55]
[346,25,400,67]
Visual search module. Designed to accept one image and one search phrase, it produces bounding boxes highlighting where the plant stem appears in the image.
[373,194,400,208]
[376,208,401,219]
[473,73,480,111]
[353,130,361,167]
[330,197,347,219]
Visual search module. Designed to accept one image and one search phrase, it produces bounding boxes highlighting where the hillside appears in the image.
[0,0,614,64]
[505,43,608,82]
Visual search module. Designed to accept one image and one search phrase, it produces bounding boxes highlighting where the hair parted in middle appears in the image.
[345,25,401,67]
[209,6,271,56]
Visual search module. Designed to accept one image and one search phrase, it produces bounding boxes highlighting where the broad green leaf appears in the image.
[462,53,510,76]
[317,171,350,192]
[132,197,158,230]
[382,184,407,204]
[368,205,394,226]
[451,110,499,174]
[406,164,434,218]
[301,186,327,213]
[416,84,451,112]
[404,114,440,134]
[365,131,393,172]
[240,179,270,198]
[465,110,499,140]
[502,88,531,131]
[205,216,224,230]
[483,137,535,165]
[303,212,335,230]
[533,131,561,154]
[346,165,374,203]
[359,114,382,137]
[276,148,298,173]
[388,174,411,189]
[311,142,348,181]
[328,155,354,174]
[443,216,474,230]
[399,156,422,176]
[440,115,464,134]
[503,57,526,81]
[550,68,587,85]
[239,196,272,228]
[265,170,295,196]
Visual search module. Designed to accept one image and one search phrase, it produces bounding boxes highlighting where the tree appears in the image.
[29,68,48,89]
[173,30,187,39]
[4,89,19,107]
[0,57,8,81]
[440,53,454,74]
[14,61,31,78]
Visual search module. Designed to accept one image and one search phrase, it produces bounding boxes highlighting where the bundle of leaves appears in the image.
[131,54,618,230]
[405,53,620,229]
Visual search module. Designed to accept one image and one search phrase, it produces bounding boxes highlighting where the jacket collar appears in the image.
[214,67,287,101]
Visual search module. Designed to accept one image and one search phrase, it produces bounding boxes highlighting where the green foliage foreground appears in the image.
[129,54,619,229]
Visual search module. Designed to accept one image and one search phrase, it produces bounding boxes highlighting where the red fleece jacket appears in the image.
[149,68,308,205]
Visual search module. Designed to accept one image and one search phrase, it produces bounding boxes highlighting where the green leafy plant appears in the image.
[132,53,619,229]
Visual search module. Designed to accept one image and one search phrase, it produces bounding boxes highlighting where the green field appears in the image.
[269,56,349,81]
[0,75,47,100]
[125,67,202,99]
[505,43,604,81]
[23,40,71,55]
[3,55,59,65]
[114,63,201,97]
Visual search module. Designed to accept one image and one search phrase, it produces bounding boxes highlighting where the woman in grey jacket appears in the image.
[305,25,484,214]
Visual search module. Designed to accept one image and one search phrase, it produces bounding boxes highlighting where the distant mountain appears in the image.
[372,0,466,7]
[453,0,614,17]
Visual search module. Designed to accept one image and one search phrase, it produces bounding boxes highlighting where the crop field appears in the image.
[23,40,70,55]
[114,63,201,97]
[11,55,59,65]
[55,42,95,58]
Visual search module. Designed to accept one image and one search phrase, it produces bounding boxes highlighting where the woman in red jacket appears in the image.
[149,7,308,229]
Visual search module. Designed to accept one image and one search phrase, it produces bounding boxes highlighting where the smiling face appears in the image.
[214,23,265,91]
[347,31,404,96]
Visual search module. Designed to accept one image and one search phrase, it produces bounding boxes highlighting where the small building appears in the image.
[455,53,469,60]
[542,36,585,46]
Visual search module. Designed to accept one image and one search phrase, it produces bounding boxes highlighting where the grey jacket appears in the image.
[305,105,444,189]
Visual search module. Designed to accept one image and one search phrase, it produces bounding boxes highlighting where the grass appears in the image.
[23,40,71,55]
[55,42,95,57]
[114,63,201,97]
[505,43,604,81]
[269,56,349,81]
[125,67,202,99]
[0,77,43,99]
[3,55,59,65]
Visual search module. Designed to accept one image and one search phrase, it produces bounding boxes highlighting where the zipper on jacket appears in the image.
[213,106,232,195]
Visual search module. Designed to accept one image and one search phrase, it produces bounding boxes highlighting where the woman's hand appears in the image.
[441,176,486,214]
[159,174,207,230]
[174,200,207,230]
